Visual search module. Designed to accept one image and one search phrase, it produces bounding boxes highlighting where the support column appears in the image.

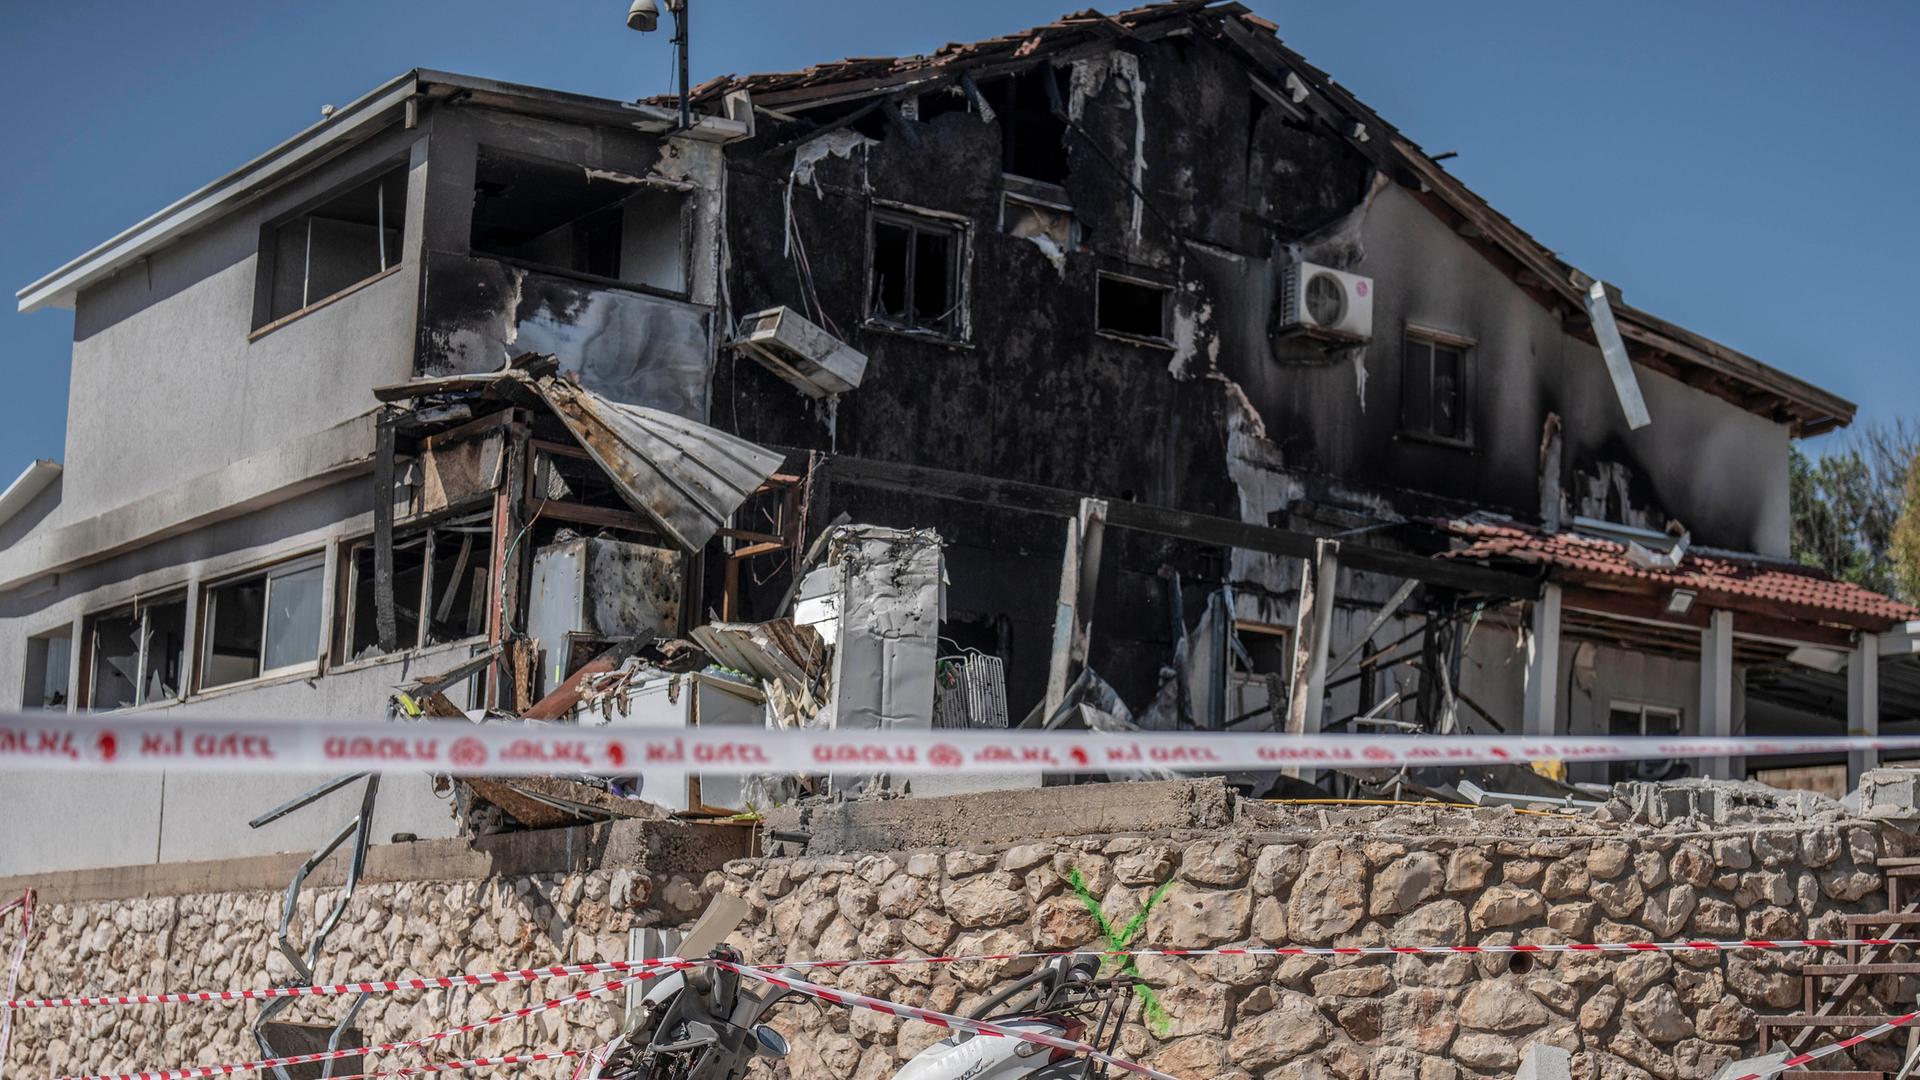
[1522,583,1562,738]
[1043,498,1107,722]
[1848,630,1881,787]
[1698,609,1735,779]
[1284,539,1340,781]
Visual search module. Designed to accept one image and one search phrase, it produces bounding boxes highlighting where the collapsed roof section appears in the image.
[376,355,782,552]
[677,1,1854,437]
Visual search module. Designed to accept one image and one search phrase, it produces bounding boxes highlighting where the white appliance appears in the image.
[1276,258,1374,343]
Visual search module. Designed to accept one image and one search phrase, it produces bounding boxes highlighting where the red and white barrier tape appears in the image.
[719,960,1180,1080]
[1730,1011,1920,1080]
[772,936,1919,971]
[9,711,1920,776]
[0,890,35,1080]
[257,1049,590,1080]
[12,937,1912,1013]
[54,974,658,1080]
[4,957,690,1011]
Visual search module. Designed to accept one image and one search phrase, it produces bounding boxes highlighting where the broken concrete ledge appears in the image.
[0,816,751,904]
[764,777,1236,855]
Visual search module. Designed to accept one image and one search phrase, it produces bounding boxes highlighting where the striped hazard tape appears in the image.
[10,710,1920,776]
[11,937,1913,1012]
[7,933,1912,1006]
[52,974,657,1080]
[717,960,1182,1080]
[1728,1012,1920,1080]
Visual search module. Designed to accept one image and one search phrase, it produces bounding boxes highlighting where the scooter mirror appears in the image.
[753,1025,790,1058]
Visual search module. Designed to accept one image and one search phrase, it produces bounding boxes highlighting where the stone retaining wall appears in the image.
[1,866,706,1079]
[718,809,1908,1080]
[2,798,1911,1080]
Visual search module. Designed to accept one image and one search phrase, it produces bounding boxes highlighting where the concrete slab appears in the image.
[0,817,751,903]
[765,777,1234,855]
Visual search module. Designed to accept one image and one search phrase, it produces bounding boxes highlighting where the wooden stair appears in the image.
[1757,856,1920,1072]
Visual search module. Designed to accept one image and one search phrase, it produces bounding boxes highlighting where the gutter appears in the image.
[0,460,60,530]
[16,72,422,314]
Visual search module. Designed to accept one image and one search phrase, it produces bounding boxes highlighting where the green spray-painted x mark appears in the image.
[1068,866,1176,1036]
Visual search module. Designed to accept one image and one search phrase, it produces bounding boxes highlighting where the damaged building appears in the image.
[3,1,1917,880]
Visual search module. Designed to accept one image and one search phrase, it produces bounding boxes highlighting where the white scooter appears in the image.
[594,897,1141,1080]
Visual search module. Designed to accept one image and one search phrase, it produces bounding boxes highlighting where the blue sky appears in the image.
[3,1,1915,473]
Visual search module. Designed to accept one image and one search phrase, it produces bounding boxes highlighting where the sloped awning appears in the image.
[1439,516,1919,632]
[531,375,784,553]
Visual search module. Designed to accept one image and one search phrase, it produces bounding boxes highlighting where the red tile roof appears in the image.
[1439,518,1918,629]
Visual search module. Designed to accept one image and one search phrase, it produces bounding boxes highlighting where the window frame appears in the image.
[196,553,327,693]
[21,625,74,712]
[1398,324,1477,449]
[467,144,695,302]
[83,591,189,712]
[864,204,969,342]
[1607,700,1683,737]
[1094,270,1175,348]
[337,509,495,664]
[251,161,410,334]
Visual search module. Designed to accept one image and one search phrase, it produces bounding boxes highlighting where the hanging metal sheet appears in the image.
[532,375,784,552]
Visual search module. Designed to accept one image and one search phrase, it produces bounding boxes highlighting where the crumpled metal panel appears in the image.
[535,376,784,552]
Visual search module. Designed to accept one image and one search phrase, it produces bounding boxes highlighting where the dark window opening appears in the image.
[344,512,493,662]
[1607,704,1683,782]
[84,596,185,710]
[23,630,70,710]
[258,167,406,326]
[202,559,324,689]
[980,68,1071,184]
[1401,334,1470,443]
[917,87,973,124]
[868,211,962,337]
[1096,273,1172,343]
[1003,194,1077,253]
[470,147,689,294]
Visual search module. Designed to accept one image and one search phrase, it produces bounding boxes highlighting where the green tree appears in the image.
[1894,451,1920,601]
[1791,421,1917,601]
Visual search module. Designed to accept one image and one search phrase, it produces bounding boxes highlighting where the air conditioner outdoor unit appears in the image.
[1275,259,1374,343]
[728,305,868,398]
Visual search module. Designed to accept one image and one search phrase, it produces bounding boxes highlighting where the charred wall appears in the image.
[413,105,723,418]
[713,36,1372,707]
[714,31,1797,710]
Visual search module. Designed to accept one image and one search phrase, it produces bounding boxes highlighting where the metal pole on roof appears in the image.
[675,1,691,131]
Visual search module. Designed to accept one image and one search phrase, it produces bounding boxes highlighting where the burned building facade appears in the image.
[2,2,1913,878]
[699,2,1913,784]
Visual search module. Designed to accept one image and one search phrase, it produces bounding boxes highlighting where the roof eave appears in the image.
[16,70,424,314]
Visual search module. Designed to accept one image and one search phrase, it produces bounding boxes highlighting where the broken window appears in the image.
[257,166,406,326]
[1002,172,1078,258]
[979,68,1071,184]
[1096,272,1172,344]
[868,210,963,337]
[22,628,71,710]
[84,594,186,710]
[201,557,324,689]
[342,511,493,661]
[1606,702,1682,782]
[470,147,690,295]
[1400,329,1472,443]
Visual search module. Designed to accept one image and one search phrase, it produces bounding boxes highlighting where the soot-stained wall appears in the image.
[413,106,725,417]
[713,35,1797,709]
